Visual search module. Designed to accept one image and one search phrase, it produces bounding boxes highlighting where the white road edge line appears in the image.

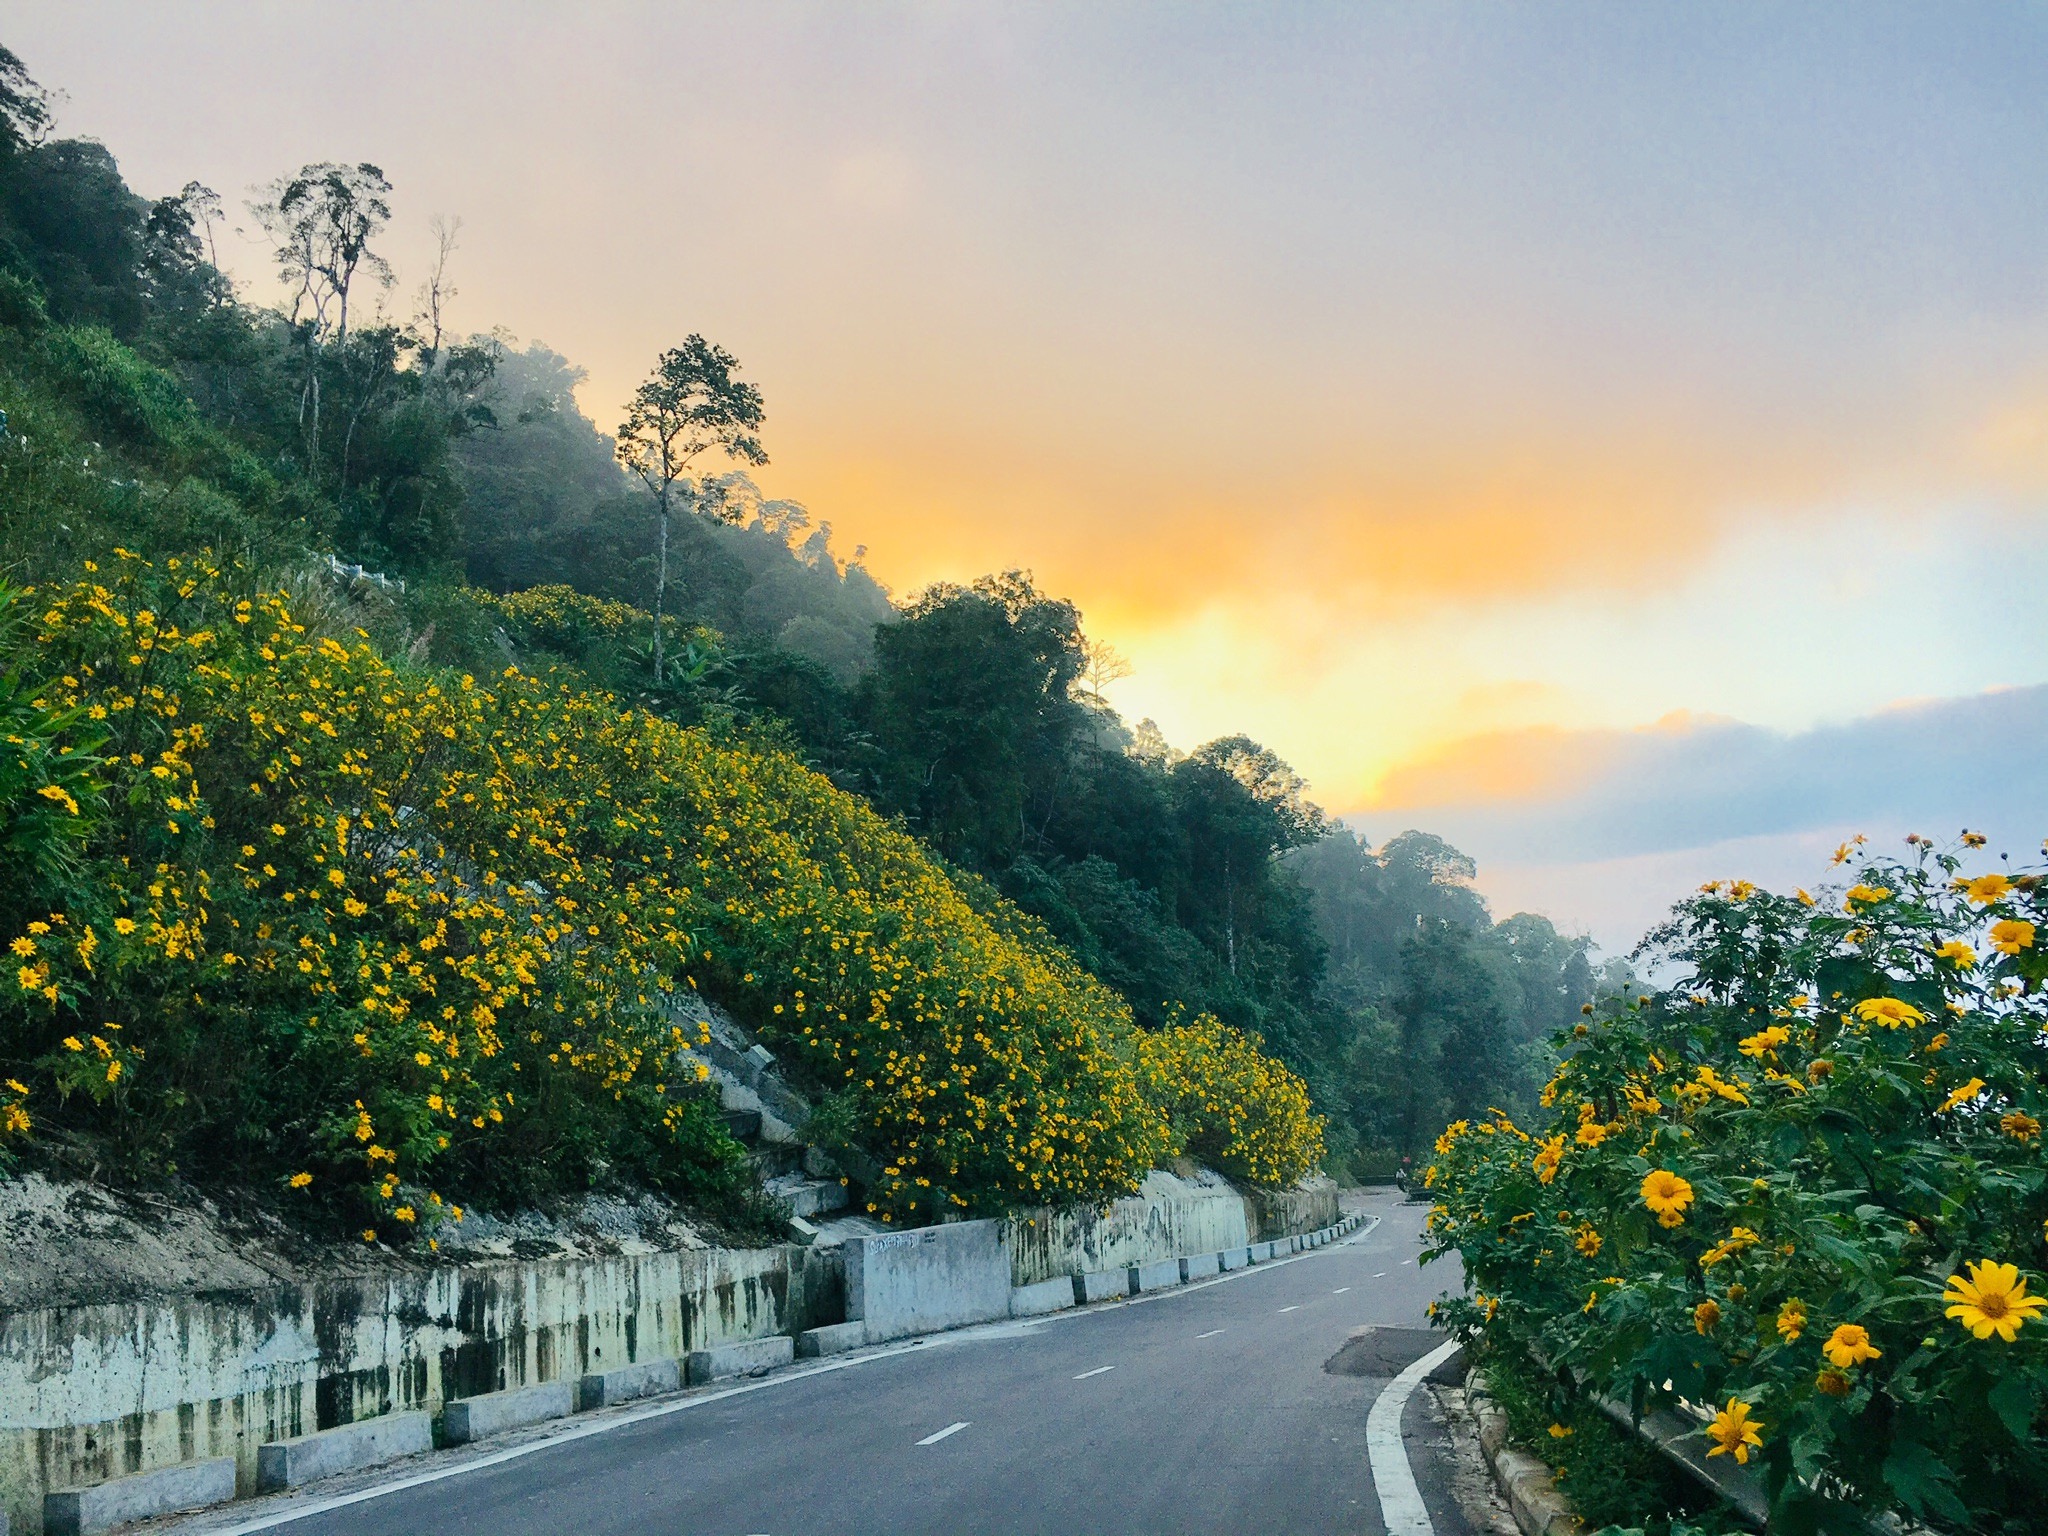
[916,1421,970,1445]
[1073,1365,1116,1379]
[177,1213,1387,1533]
[1366,1338,1463,1536]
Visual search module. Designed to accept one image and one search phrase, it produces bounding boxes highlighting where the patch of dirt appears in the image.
[0,1171,710,1314]
[1432,1382,1522,1536]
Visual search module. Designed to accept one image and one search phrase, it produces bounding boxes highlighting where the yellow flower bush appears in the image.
[0,556,1318,1226]
[1131,1010,1324,1187]
[1424,836,2048,1530]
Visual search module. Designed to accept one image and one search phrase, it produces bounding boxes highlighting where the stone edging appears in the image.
[1465,1367,1583,1536]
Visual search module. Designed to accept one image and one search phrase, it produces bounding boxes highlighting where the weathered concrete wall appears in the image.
[1245,1177,1341,1241]
[1004,1169,1255,1287]
[844,1221,1011,1343]
[0,1166,1338,1532]
[0,1244,831,1534]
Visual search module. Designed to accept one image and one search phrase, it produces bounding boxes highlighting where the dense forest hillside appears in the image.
[0,41,1619,1235]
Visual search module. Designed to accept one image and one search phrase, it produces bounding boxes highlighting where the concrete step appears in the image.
[764,1174,850,1220]
[748,1143,805,1180]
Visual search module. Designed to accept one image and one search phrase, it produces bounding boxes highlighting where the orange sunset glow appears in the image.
[20,1,2048,947]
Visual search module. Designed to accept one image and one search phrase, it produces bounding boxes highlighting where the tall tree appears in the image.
[615,337,767,677]
[249,162,393,476]
[1172,736,1325,975]
[860,572,1088,869]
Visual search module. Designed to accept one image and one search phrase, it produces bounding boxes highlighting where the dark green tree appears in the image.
[1170,736,1325,976]
[860,571,1087,869]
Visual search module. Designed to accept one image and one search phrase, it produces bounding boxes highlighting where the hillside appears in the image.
[0,37,1614,1233]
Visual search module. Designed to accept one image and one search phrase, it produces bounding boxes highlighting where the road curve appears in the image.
[173,1190,1476,1536]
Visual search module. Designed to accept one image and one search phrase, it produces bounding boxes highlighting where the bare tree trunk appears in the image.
[1225,853,1237,975]
[300,358,322,484]
[653,482,670,680]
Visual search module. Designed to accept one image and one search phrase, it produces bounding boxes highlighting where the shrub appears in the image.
[1424,840,2048,1532]
[1,554,1322,1231]
[1135,1011,1324,1186]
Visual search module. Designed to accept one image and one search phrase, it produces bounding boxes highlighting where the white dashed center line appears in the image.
[916,1422,970,1446]
[1073,1365,1116,1380]
[1373,1272,1386,1278]
[1277,1305,1301,1313]
[1333,1286,1351,1294]
[1196,1329,1226,1339]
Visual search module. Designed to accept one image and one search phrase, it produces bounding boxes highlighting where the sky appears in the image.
[14,2,2048,952]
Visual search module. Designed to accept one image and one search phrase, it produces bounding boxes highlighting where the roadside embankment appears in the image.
[0,1170,1345,1533]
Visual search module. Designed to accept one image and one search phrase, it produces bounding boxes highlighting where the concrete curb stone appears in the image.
[1009,1279,1075,1318]
[1180,1252,1220,1282]
[687,1336,795,1384]
[575,1357,682,1411]
[1072,1268,1125,1304]
[797,1320,869,1356]
[443,1381,574,1445]
[256,1411,433,1490]
[44,1457,237,1534]
[1465,1369,1583,1536]
[1218,1247,1247,1271]
[1127,1259,1181,1294]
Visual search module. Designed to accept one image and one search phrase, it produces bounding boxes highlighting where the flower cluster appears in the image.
[1424,837,2048,1531]
[1132,1011,1325,1187]
[0,557,1322,1227]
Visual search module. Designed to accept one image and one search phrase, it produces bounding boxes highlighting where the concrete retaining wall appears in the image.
[1245,1178,1341,1241]
[0,1167,1340,1532]
[1004,1170,1255,1287]
[844,1221,1011,1344]
[0,1243,834,1533]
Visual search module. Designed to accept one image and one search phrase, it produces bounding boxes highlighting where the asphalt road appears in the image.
[189,1190,1476,1536]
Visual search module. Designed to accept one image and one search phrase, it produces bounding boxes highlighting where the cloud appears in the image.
[1352,687,2048,951]
[1364,683,2046,884]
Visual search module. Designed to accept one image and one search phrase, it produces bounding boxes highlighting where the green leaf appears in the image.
[1881,1438,1972,1524]
[1987,1373,2036,1444]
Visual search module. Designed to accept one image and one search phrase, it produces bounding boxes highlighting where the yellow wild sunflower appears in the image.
[1705,1400,1764,1464]
[1822,1323,1881,1369]
[1852,997,1924,1030]
[1960,873,2013,905]
[1943,1260,2046,1342]
[1640,1169,1694,1227]
[1989,919,2036,955]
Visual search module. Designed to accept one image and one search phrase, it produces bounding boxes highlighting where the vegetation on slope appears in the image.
[2,546,1326,1230]
[0,36,1617,1234]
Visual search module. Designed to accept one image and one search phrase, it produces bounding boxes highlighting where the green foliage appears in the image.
[1478,1345,1741,1536]
[1134,1011,1324,1186]
[0,584,106,916]
[0,552,1326,1234]
[1294,827,1622,1172]
[453,344,894,681]
[1426,842,2048,1533]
